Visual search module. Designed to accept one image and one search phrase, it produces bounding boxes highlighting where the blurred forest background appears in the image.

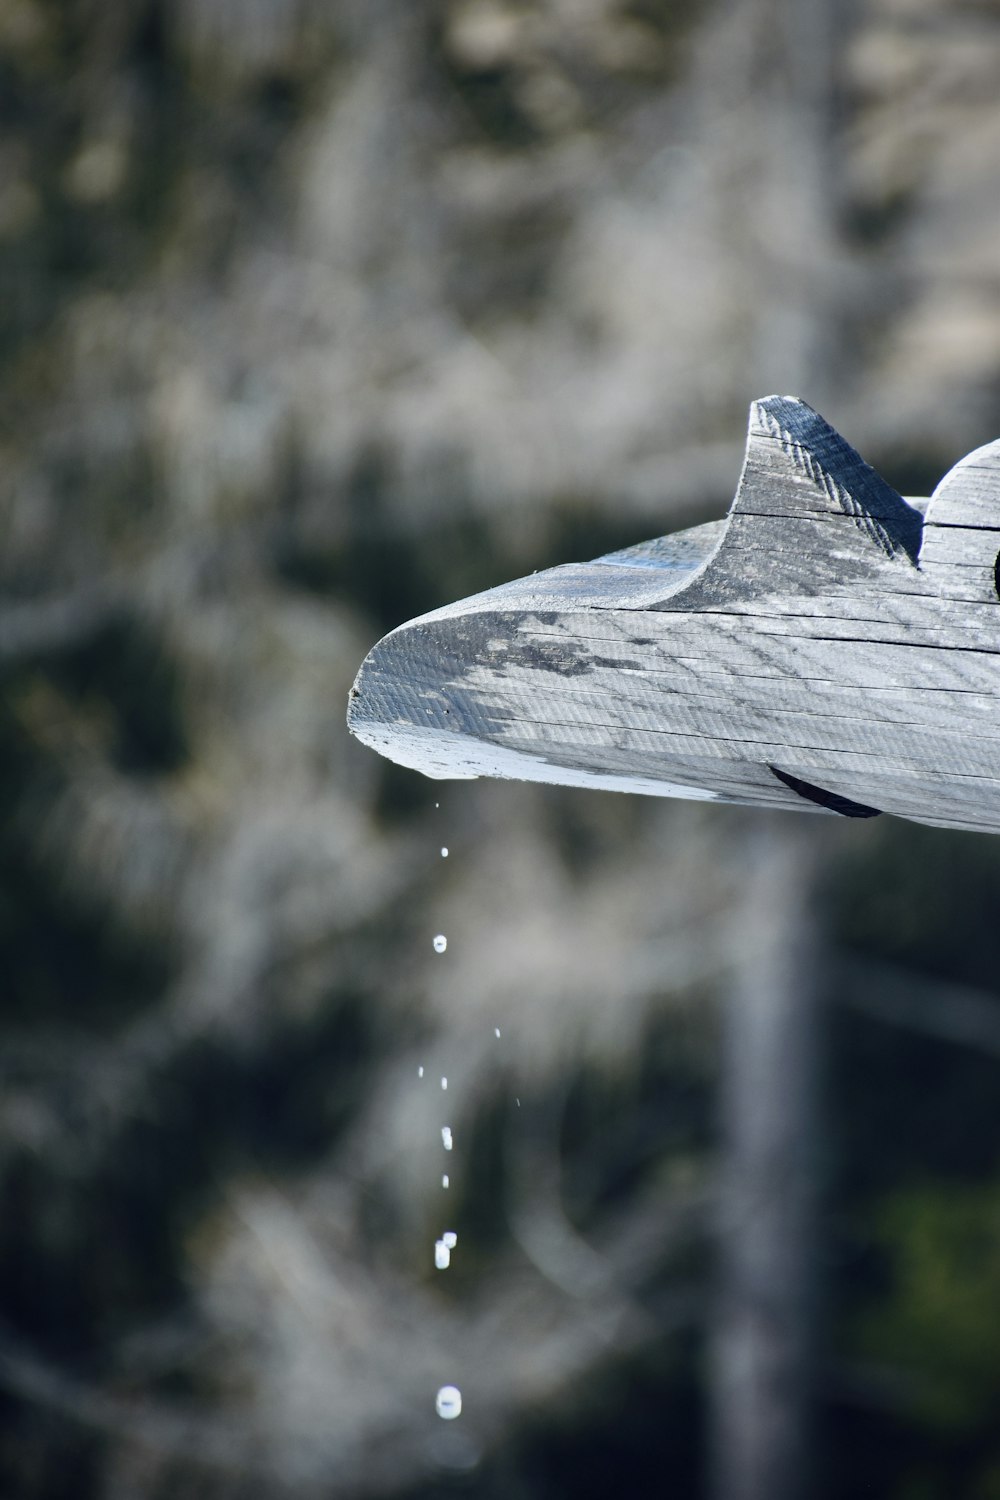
[3,0,1000,1497]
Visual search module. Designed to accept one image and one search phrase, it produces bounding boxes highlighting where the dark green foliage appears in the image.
[42,615,191,778]
[824,822,1000,1494]
[860,1182,1000,1433]
[496,1339,703,1500]
[833,822,1000,992]
[0,833,171,1025]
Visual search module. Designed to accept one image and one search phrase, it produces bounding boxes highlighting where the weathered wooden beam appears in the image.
[347,395,1000,834]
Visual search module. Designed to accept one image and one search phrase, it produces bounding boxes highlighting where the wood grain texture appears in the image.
[347,395,1000,833]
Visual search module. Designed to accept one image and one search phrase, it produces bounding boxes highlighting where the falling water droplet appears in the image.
[435,1239,451,1270]
[441,1126,453,1151]
[418,1066,424,1078]
[494,1027,501,1039]
[442,1174,450,1189]
[442,1231,457,1249]
[433,935,447,954]
[436,1385,462,1420]
[441,847,449,858]
[441,1076,448,1090]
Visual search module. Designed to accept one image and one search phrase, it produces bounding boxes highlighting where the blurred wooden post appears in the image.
[709,816,824,1500]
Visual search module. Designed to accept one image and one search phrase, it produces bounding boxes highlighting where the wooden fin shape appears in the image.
[348,396,1000,835]
[737,396,922,560]
[665,396,922,609]
[920,438,1000,603]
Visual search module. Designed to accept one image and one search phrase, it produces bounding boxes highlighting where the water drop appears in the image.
[494,1027,501,1039]
[441,1126,453,1151]
[436,1385,462,1420]
[441,847,449,858]
[433,935,447,954]
[442,1174,450,1189]
[435,1239,451,1270]
[441,1076,448,1090]
[442,1230,457,1249]
[418,1066,424,1078]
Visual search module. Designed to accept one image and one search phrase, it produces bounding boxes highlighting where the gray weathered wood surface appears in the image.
[347,395,1000,833]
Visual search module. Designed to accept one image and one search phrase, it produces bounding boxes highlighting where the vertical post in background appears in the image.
[705,0,846,1490]
[709,815,825,1500]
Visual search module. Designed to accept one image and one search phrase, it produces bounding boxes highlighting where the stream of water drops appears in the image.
[429,808,463,1427]
[422,811,509,1441]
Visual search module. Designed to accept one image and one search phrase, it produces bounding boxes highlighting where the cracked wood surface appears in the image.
[348,395,1000,833]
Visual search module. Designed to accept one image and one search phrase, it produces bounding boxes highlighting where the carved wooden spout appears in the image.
[348,396,1000,833]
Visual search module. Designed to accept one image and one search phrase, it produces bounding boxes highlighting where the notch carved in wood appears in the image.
[347,396,1000,834]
